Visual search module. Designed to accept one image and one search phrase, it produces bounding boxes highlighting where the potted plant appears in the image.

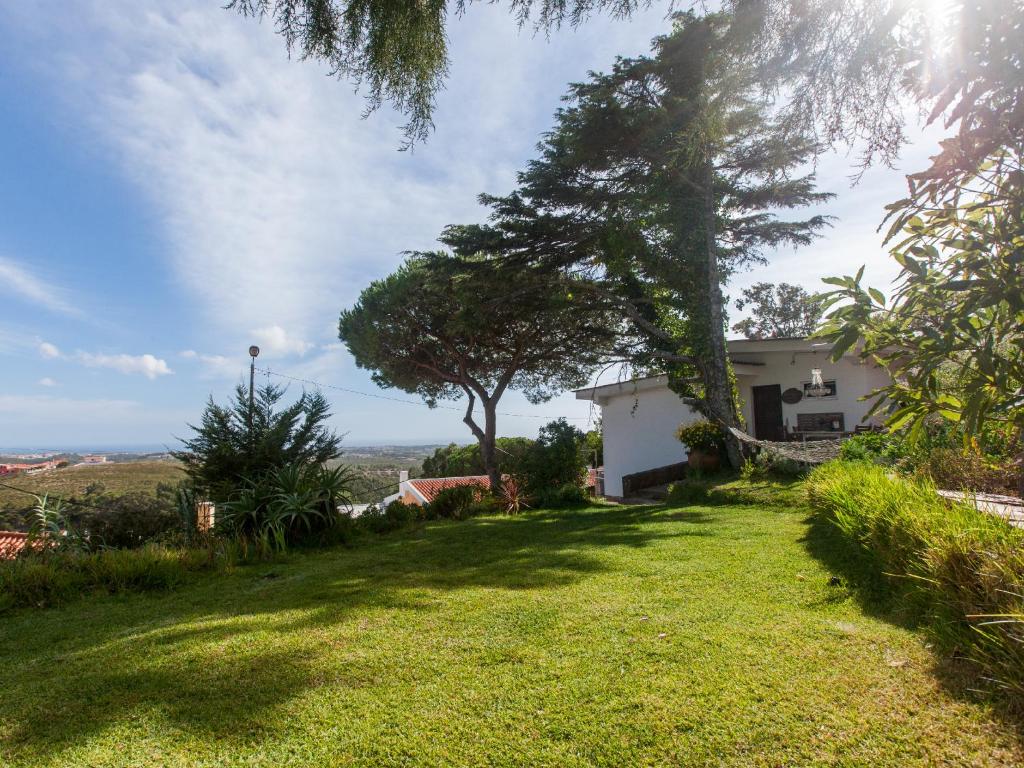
[676,420,725,472]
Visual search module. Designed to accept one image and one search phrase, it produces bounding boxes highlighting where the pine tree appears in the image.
[448,11,831,466]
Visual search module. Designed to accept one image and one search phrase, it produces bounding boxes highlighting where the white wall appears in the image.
[734,350,890,435]
[601,386,700,497]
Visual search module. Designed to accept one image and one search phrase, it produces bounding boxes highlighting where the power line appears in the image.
[0,479,112,514]
[256,367,590,421]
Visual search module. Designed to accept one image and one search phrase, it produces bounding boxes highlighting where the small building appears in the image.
[576,337,891,498]
[394,475,492,507]
[80,455,108,464]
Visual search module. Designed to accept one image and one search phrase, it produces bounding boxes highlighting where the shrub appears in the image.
[71,488,181,550]
[384,499,419,528]
[427,486,480,520]
[0,544,216,611]
[173,383,343,503]
[538,482,589,509]
[218,463,355,550]
[468,495,503,517]
[675,420,725,453]
[806,461,1024,700]
[497,476,529,515]
[839,431,908,464]
[519,419,588,500]
[911,447,1018,496]
[666,481,710,505]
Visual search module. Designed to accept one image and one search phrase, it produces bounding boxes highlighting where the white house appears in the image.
[576,337,891,498]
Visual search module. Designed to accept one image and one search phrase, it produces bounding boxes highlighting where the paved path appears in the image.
[937,489,1024,529]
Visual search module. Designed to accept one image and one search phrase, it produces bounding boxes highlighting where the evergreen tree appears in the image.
[174,383,342,502]
[448,12,830,466]
[228,0,644,144]
[339,252,618,489]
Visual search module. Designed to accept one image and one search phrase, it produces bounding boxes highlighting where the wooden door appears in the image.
[752,384,785,441]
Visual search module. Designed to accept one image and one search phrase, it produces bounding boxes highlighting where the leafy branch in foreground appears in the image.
[227,0,647,145]
[818,146,1024,492]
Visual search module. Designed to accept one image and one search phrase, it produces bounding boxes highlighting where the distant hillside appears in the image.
[0,461,186,515]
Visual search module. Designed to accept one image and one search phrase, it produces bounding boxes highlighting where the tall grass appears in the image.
[0,545,217,611]
[806,461,1024,700]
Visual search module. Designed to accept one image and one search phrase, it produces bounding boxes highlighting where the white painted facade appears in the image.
[577,338,891,497]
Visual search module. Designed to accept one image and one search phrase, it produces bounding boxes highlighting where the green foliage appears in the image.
[536,482,589,509]
[732,282,824,339]
[0,544,215,611]
[60,485,182,550]
[421,438,534,478]
[427,486,481,521]
[26,495,87,555]
[339,252,617,486]
[675,420,725,453]
[818,145,1024,494]
[518,419,588,499]
[218,463,355,550]
[455,12,830,464]
[839,432,908,465]
[583,427,603,467]
[806,461,1024,699]
[173,383,342,502]
[227,0,643,146]
[357,500,422,536]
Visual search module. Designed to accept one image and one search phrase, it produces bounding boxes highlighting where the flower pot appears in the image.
[687,448,720,472]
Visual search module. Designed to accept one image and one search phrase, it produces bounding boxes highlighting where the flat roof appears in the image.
[574,337,839,400]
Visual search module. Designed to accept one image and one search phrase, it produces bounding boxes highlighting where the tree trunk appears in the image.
[461,390,501,492]
[700,155,743,470]
[481,400,501,491]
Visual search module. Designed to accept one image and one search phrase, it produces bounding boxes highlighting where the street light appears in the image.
[248,345,260,428]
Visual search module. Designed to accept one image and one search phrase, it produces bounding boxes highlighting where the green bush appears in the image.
[519,419,588,501]
[218,463,354,550]
[537,482,590,509]
[70,487,182,549]
[427,486,480,520]
[806,461,1024,700]
[839,432,908,464]
[0,544,215,611]
[666,481,710,505]
[675,420,725,453]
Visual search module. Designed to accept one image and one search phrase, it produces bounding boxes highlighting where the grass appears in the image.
[806,461,1024,699]
[0,478,1021,766]
[0,461,185,512]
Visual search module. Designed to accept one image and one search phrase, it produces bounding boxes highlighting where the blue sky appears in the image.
[0,1,942,450]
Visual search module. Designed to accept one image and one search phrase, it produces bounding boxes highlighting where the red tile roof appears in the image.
[0,531,29,559]
[406,476,491,504]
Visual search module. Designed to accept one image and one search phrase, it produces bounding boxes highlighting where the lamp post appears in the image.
[248,345,260,431]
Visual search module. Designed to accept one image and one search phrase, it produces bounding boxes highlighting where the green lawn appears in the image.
[1,480,1020,766]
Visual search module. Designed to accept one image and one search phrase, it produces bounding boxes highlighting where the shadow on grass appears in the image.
[800,507,1024,736]
[0,502,677,761]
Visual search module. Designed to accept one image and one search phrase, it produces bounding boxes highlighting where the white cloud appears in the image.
[0,256,79,316]
[39,341,61,359]
[251,325,313,357]
[179,349,198,359]
[38,377,57,387]
[76,351,173,379]
[5,1,674,353]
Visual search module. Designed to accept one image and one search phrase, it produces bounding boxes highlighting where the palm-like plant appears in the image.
[218,462,356,551]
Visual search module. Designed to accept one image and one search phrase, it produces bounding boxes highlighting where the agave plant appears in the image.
[26,494,86,554]
[218,462,356,550]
